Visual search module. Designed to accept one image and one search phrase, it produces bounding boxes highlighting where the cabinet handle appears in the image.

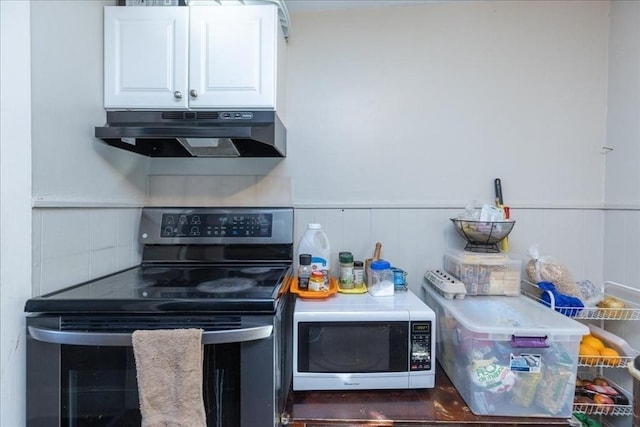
[190,89,198,98]
[173,91,183,99]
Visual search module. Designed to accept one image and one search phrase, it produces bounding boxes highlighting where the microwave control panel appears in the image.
[410,321,432,371]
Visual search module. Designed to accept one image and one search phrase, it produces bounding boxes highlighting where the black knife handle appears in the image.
[494,178,503,205]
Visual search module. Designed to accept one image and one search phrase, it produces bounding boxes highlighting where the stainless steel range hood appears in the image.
[95,110,286,157]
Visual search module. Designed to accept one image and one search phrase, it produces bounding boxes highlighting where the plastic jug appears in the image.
[297,223,331,283]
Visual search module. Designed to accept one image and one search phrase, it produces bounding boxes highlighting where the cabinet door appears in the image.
[189,5,277,109]
[104,6,189,109]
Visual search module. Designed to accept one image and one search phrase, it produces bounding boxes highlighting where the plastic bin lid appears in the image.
[423,283,589,339]
[445,248,510,264]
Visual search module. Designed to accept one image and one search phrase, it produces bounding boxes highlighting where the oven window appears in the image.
[297,321,408,373]
[60,343,240,426]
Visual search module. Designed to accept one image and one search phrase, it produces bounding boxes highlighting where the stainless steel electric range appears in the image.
[25,207,294,427]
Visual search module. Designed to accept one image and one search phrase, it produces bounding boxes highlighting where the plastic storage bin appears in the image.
[443,248,521,296]
[422,282,588,417]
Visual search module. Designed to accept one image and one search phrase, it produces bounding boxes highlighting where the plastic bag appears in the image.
[457,201,505,222]
[537,281,584,316]
[576,280,604,307]
[525,245,582,300]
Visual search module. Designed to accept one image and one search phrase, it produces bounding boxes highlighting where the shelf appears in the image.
[577,356,636,369]
[521,280,640,321]
[572,403,632,416]
[574,374,633,416]
[522,280,640,367]
[522,280,638,418]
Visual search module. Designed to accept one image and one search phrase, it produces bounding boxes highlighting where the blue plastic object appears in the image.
[537,281,584,316]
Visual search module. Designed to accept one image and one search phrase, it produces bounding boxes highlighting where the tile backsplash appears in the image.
[294,207,605,296]
[32,207,141,296]
[31,204,608,297]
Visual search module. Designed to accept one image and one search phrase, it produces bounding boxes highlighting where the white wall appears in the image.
[1,2,32,425]
[24,2,616,279]
[602,3,640,418]
[29,1,148,295]
[145,1,611,289]
[150,1,610,209]
[284,1,609,207]
[604,1,640,207]
[30,0,148,206]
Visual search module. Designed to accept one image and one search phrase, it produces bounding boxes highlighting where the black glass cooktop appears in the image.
[25,263,291,314]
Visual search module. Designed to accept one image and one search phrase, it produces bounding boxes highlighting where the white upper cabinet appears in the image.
[189,6,276,109]
[104,7,189,109]
[104,5,280,110]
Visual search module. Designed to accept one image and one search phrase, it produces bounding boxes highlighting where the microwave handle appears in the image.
[27,325,273,347]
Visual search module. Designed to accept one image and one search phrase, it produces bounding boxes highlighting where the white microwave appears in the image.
[292,289,436,391]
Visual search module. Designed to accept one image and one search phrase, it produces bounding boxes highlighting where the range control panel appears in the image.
[139,208,294,245]
[160,213,272,238]
[410,321,432,371]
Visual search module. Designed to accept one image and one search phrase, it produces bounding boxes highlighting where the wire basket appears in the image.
[450,218,515,253]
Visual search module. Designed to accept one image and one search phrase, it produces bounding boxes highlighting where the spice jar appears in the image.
[308,271,326,292]
[339,252,354,289]
[367,259,394,296]
[353,261,364,287]
[297,254,312,290]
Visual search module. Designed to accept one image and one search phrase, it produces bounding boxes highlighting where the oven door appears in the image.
[26,312,290,427]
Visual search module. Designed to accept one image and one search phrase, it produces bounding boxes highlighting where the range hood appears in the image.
[95,110,286,157]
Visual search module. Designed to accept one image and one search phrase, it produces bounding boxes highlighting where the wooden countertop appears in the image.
[283,363,572,426]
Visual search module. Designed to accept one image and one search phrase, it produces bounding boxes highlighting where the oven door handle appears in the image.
[27,325,273,346]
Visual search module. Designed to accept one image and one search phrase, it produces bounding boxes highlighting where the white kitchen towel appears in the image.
[132,328,206,427]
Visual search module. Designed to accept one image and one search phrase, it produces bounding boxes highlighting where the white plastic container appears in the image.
[443,248,521,296]
[367,259,394,296]
[422,283,588,418]
[297,224,331,282]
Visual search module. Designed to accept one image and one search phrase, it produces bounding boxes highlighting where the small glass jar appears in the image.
[367,259,394,296]
[391,267,407,292]
[353,261,364,287]
[339,252,354,289]
[308,271,326,292]
[297,254,312,290]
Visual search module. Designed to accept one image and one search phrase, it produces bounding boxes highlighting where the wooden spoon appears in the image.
[365,242,383,283]
[373,242,382,260]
